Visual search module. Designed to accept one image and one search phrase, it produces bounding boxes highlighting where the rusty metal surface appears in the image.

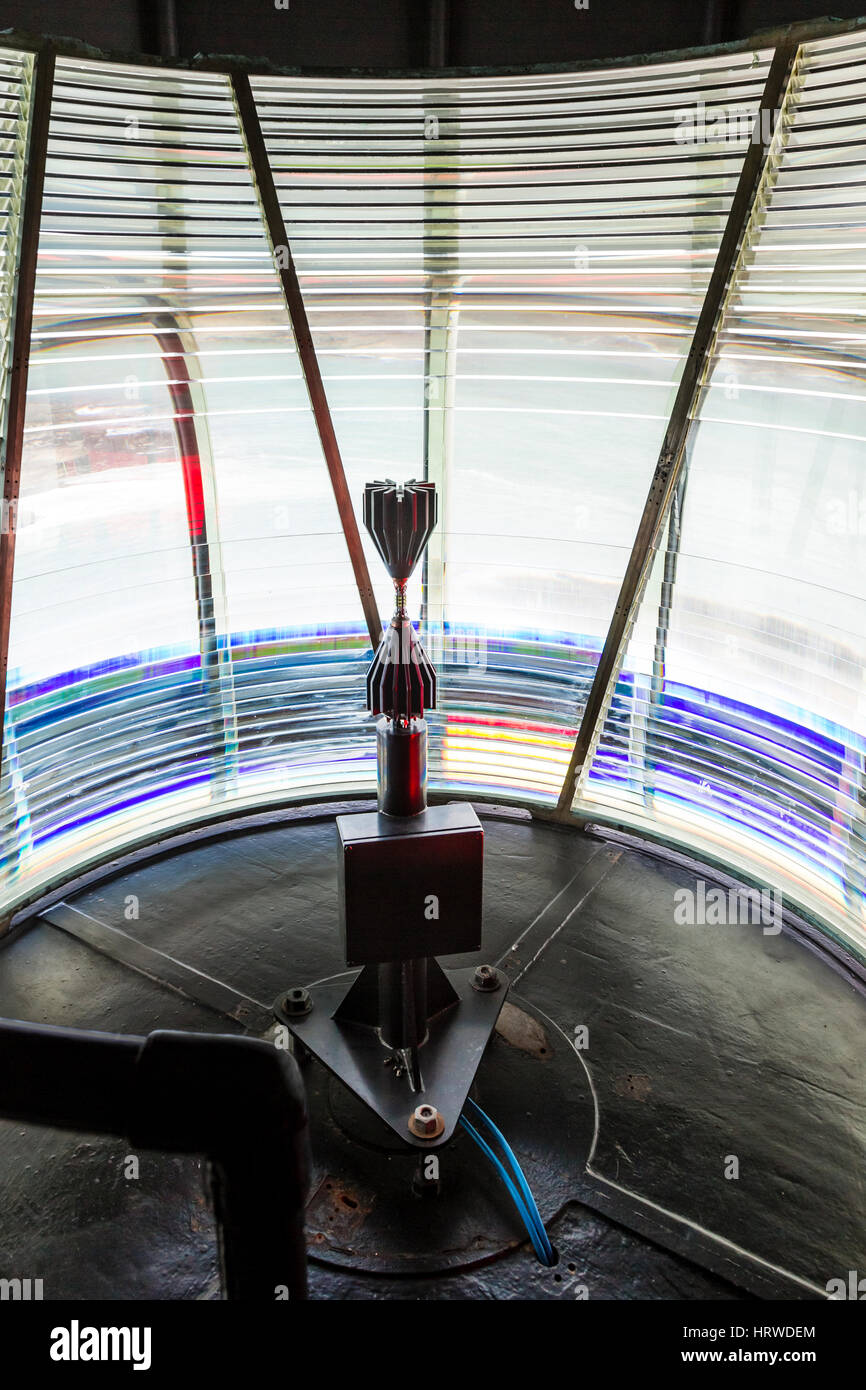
[494,1001,552,1060]
[300,994,595,1275]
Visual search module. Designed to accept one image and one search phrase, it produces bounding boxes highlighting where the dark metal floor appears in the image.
[0,808,862,1300]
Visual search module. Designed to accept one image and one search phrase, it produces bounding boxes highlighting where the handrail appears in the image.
[0,1018,311,1301]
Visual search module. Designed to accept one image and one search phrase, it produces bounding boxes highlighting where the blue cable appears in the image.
[458,1115,551,1263]
[460,1115,552,1266]
[465,1097,554,1263]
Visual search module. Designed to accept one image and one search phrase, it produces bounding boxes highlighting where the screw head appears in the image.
[472,964,500,992]
[283,987,312,1017]
[408,1103,445,1139]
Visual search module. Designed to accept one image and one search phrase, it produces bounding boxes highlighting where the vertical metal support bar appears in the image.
[153,316,238,796]
[554,40,800,815]
[641,462,692,805]
[156,0,180,58]
[651,469,690,707]
[0,45,54,780]
[152,76,237,790]
[421,85,460,735]
[230,69,381,650]
[0,51,39,886]
[422,293,457,667]
[427,0,450,67]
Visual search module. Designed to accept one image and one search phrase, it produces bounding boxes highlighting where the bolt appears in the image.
[283,987,312,1017]
[472,964,500,992]
[408,1103,444,1139]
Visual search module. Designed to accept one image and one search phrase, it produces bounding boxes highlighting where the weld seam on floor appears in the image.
[40,901,273,1033]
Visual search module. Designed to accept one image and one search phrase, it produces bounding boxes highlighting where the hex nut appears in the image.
[283,987,312,1017]
[408,1103,445,1139]
[472,964,500,992]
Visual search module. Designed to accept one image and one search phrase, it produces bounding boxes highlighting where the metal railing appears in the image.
[0,1018,311,1300]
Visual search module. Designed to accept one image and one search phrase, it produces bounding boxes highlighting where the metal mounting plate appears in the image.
[280,967,507,1149]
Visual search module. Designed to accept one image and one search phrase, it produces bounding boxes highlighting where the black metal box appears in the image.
[337,803,483,966]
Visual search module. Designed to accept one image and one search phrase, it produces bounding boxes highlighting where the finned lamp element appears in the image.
[363,479,437,722]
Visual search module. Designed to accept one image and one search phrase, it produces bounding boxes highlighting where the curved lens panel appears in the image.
[574,31,866,956]
[0,35,863,961]
[252,53,773,801]
[1,56,371,914]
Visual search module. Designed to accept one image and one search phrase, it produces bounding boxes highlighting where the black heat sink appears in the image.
[363,480,437,584]
[366,619,437,719]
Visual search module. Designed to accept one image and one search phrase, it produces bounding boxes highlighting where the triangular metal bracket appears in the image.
[281,967,507,1149]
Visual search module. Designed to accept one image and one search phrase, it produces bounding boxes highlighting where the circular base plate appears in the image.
[301,994,593,1275]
